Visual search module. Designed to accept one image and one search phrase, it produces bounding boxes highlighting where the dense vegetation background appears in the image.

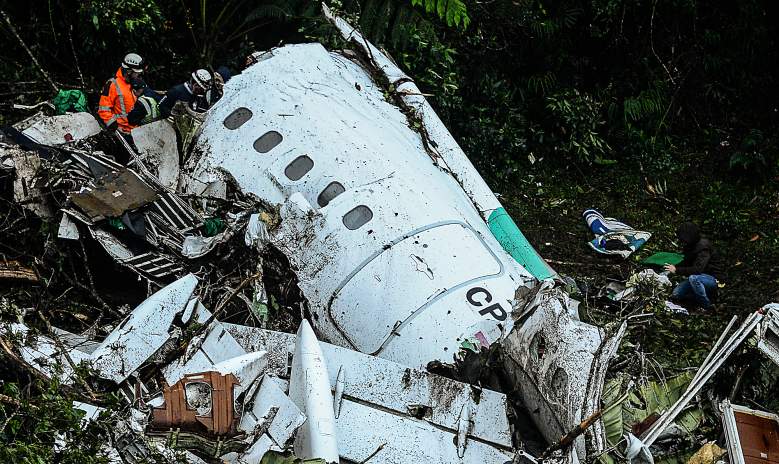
[1,0,776,302]
[0,0,778,461]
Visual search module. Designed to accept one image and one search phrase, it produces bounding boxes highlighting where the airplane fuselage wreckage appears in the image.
[2,6,777,464]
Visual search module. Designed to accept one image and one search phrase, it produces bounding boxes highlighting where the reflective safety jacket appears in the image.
[97,68,137,133]
[127,90,161,126]
[138,95,159,124]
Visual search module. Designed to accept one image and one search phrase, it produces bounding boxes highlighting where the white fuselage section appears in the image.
[187,43,535,367]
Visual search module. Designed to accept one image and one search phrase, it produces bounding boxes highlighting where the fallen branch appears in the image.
[0,8,58,93]
[179,272,262,363]
[0,392,37,410]
[0,260,38,282]
[66,25,85,90]
[540,409,603,459]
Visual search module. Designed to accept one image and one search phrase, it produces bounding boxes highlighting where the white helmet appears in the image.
[191,69,213,90]
[122,53,145,72]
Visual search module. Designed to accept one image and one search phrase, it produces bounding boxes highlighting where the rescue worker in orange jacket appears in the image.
[97,53,145,134]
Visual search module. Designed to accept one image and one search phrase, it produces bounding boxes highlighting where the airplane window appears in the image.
[223,107,252,130]
[184,381,213,416]
[343,205,373,230]
[253,131,283,153]
[284,155,314,181]
[317,181,345,207]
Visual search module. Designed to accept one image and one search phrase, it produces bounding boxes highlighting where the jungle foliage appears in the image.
[1,0,777,176]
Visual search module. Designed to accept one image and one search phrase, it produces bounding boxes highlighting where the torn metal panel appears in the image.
[288,321,339,462]
[89,227,183,279]
[131,120,180,190]
[221,435,276,464]
[162,322,250,386]
[757,303,779,366]
[4,146,54,217]
[4,323,91,383]
[19,112,101,145]
[62,208,95,225]
[721,400,779,464]
[90,274,198,383]
[641,311,764,447]
[70,168,158,220]
[239,374,306,447]
[68,149,124,179]
[149,190,203,233]
[221,375,306,463]
[90,227,135,261]
[51,327,101,354]
[220,322,514,463]
[145,210,186,249]
[57,212,80,240]
[502,280,626,460]
[122,252,183,279]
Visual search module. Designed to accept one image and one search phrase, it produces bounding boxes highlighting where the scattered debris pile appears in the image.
[3,273,515,463]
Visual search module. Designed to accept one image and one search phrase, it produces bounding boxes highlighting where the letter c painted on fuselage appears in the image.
[466,287,507,321]
[466,287,492,306]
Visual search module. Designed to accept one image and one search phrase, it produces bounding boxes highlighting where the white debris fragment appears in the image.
[624,433,654,464]
[5,147,54,217]
[243,375,306,441]
[20,112,101,145]
[244,213,270,249]
[757,303,779,366]
[130,120,180,190]
[5,323,91,383]
[289,320,340,462]
[90,274,199,383]
[221,322,514,463]
[181,235,220,258]
[502,280,626,460]
[162,321,247,386]
[58,212,80,240]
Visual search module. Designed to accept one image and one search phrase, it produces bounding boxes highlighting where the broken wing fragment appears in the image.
[90,274,199,383]
[221,322,514,463]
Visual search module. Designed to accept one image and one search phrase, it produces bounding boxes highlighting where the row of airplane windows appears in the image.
[223,107,373,230]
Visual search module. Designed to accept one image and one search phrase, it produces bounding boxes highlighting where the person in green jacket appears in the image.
[127,78,161,126]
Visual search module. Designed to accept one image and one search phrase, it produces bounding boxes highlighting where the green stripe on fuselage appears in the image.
[488,207,555,280]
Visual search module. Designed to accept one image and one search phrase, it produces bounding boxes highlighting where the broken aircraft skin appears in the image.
[7,274,516,463]
[182,9,623,462]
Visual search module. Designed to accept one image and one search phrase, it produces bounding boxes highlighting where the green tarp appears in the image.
[642,251,684,267]
[51,89,88,115]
